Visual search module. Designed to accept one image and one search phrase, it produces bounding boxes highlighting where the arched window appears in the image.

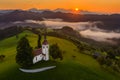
[36,57,37,61]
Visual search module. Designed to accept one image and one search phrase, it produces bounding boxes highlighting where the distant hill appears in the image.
[0,10,120,30]
[28,8,104,15]
[0,10,43,22]
[0,10,14,15]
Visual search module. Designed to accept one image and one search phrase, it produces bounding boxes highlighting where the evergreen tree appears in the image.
[37,34,42,48]
[16,36,33,68]
[49,43,63,60]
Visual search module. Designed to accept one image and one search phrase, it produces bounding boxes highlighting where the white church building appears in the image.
[33,35,49,64]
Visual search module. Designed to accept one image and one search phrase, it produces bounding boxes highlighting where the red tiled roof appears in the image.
[42,40,48,45]
[33,48,42,56]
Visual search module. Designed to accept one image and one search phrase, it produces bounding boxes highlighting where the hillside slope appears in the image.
[0,31,120,80]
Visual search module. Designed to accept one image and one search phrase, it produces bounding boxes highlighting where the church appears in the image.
[33,35,49,64]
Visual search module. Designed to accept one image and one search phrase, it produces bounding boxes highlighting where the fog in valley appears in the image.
[1,18,120,43]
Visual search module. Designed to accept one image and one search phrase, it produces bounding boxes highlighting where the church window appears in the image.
[36,57,37,61]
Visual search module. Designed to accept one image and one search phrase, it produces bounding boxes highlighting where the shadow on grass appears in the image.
[1,61,119,80]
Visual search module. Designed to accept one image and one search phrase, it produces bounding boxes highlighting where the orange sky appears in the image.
[0,0,120,13]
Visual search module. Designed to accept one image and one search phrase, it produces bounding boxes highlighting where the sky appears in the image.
[0,0,120,13]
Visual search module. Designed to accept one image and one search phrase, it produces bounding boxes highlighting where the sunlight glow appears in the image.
[75,8,79,11]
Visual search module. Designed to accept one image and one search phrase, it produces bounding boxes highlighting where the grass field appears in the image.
[0,30,120,80]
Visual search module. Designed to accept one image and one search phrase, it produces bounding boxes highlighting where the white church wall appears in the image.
[45,53,49,61]
[37,55,42,62]
[33,54,43,64]
[42,45,46,54]
[46,45,49,61]
[33,57,37,64]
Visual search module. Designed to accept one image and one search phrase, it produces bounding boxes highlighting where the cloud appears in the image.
[80,29,120,43]
[25,20,42,24]
[43,18,63,22]
[12,19,120,44]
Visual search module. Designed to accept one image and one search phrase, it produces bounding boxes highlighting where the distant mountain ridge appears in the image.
[28,8,104,15]
[0,9,120,30]
[0,9,120,22]
[0,9,22,15]
[0,8,106,15]
[0,10,13,15]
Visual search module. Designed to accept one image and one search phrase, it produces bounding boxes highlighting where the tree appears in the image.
[16,36,33,68]
[49,43,63,60]
[37,34,42,48]
[0,55,5,61]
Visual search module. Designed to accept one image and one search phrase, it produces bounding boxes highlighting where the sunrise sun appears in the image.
[75,8,79,11]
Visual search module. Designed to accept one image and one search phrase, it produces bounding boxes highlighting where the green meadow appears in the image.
[0,31,120,80]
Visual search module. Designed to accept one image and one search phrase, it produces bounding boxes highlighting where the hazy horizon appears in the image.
[0,0,119,14]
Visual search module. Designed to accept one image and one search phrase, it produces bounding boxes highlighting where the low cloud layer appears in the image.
[80,30,120,43]
[12,19,120,44]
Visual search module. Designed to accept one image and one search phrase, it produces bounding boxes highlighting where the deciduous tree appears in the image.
[49,43,63,60]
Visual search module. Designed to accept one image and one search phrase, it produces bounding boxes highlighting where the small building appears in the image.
[33,35,49,64]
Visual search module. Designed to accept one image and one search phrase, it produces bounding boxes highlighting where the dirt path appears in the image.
[19,66,56,73]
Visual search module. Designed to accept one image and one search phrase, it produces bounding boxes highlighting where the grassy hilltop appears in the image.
[0,30,120,80]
